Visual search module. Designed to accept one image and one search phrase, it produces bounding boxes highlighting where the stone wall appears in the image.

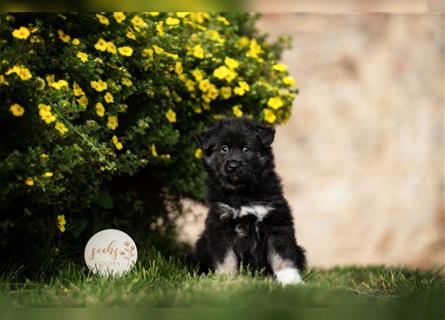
[177,14,445,270]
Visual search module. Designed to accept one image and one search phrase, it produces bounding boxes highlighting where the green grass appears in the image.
[0,251,444,319]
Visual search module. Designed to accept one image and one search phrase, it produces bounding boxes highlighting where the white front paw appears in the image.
[275,268,304,286]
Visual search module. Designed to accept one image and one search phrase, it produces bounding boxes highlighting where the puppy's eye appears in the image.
[220,146,229,154]
[242,146,250,153]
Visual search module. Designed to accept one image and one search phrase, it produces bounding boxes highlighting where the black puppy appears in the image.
[195,117,306,285]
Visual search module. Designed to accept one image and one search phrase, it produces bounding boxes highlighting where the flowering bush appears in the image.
[0,12,298,271]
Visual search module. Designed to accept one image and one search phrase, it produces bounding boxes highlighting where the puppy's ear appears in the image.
[196,127,217,153]
[255,123,275,146]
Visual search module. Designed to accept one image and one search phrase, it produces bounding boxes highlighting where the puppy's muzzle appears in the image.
[225,160,242,173]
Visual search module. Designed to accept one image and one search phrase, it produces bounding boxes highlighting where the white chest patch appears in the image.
[217,203,273,221]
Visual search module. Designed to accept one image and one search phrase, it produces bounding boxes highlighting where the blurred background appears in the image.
[1,0,444,12]
[178,14,445,271]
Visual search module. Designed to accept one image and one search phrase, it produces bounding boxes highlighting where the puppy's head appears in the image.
[196,117,275,190]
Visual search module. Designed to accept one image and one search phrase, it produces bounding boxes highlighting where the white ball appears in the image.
[84,229,137,277]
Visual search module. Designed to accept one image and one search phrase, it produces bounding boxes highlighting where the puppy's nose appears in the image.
[226,160,240,172]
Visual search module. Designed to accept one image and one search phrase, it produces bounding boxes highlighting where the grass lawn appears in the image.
[1,251,444,319]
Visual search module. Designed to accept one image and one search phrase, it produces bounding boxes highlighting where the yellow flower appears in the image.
[176,12,190,18]
[94,38,108,51]
[263,109,276,124]
[0,75,9,86]
[40,153,49,160]
[213,66,230,80]
[118,46,133,57]
[46,74,55,84]
[25,177,34,186]
[142,48,154,57]
[150,12,160,16]
[76,51,88,62]
[205,85,219,101]
[38,104,57,124]
[72,38,80,45]
[38,103,51,112]
[192,44,204,59]
[190,12,210,23]
[192,69,204,81]
[43,171,54,178]
[72,82,85,96]
[131,15,146,28]
[234,87,245,96]
[77,95,88,107]
[56,214,66,233]
[267,96,284,110]
[156,21,164,36]
[95,102,105,117]
[217,16,230,25]
[194,148,203,159]
[272,63,287,72]
[6,65,32,81]
[112,135,123,150]
[202,84,219,103]
[106,41,117,54]
[9,103,25,117]
[233,82,249,96]
[104,92,114,103]
[227,70,238,83]
[206,30,224,43]
[220,87,232,99]
[194,107,202,114]
[49,79,68,90]
[283,76,295,86]
[165,17,180,26]
[238,36,249,47]
[12,26,30,40]
[184,79,195,92]
[90,79,107,92]
[57,30,71,43]
[107,115,118,130]
[121,78,133,87]
[55,121,69,135]
[96,14,110,25]
[198,79,211,92]
[175,62,183,75]
[113,12,126,23]
[232,105,243,117]
[247,39,262,58]
[153,45,164,55]
[224,57,239,70]
[167,52,180,60]
[239,81,250,92]
[16,67,32,81]
[126,30,136,40]
[151,144,158,157]
[165,109,176,123]
[164,51,178,60]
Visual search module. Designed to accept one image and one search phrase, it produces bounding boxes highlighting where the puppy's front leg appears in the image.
[267,237,304,285]
[215,248,238,276]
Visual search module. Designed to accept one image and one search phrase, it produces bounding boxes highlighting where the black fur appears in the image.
[195,117,306,276]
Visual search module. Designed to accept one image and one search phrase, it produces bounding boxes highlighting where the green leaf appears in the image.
[94,190,113,209]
